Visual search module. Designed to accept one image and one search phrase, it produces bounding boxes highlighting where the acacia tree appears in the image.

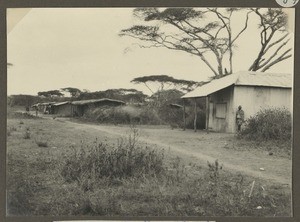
[207,8,251,74]
[121,8,292,77]
[61,87,82,97]
[131,74,201,107]
[131,74,201,94]
[120,8,250,77]
[37,90,63,98]
[248,8,292,72]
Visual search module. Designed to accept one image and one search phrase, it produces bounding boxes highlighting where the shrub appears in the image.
[84,106,139,125]
[240,107,291,141]
[139,107,162,125]
[36,141,48,148]
[185,110,206,130]
[60,129,166,187]
[158,106,182,127]
[10,126,17,132]
[23,131,31,139]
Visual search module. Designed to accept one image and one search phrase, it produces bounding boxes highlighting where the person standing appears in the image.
[236,105,244,132]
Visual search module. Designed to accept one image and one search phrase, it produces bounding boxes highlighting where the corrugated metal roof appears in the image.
[52,101,70,106]
[182,71,292,98]
[71,98,126,105]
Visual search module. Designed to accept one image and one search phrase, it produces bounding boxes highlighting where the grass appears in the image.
[232,137,292,158]
[6,114,292,216]
[23,130,31,139]
[36,141,48,148]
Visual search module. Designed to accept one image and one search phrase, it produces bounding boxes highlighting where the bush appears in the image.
[36,141,48,148]
[240,107,291,141]
[139,107,162,125]
[185,110,206,129]
[10,126,17,132]
[84,106,163,125]
[60,129,166,187]
[23,131,31,139]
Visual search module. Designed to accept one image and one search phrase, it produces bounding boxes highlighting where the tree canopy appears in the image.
[37,90,64,98]
[61,87,82,97]
[248,8,292,72]
[78,88,148,103]
[131,74,201,94]
[120,8,292,77]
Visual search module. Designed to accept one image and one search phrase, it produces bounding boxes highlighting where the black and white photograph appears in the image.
[6,7,294,217]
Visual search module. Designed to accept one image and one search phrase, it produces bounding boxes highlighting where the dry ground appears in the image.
[6,111,292,216]
[66,118,292,186]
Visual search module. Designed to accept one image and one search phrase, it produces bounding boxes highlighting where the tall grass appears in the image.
[60,128,166,189]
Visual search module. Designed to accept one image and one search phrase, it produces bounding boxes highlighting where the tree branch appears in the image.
[263,33,290,54]
[258,41,291,69]
[261,54,292,72]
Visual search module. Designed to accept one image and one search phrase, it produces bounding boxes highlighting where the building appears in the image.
[32,102,55,113]
[51,101,73,116]
[51,98,126,117]
[71,98,126,116]
[182,71,292,133]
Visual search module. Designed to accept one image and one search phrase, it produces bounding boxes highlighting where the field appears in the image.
[6,108,292,216]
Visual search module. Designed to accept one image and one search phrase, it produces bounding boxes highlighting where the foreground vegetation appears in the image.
[6,112,291,216]
[240,108,292,141]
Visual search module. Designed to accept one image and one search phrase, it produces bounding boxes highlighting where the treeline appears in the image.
[9,75,206,107]
[8,88,148,107]
[8,75,207,129]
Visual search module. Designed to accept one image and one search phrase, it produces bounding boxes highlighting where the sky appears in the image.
[7,8,295,96]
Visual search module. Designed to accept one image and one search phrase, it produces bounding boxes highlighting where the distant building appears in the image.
[51,101,72,116]
[32,102,55,114]
[51,98,126,117]
[182,71,292,133]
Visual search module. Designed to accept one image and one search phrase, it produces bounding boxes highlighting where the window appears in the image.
[215,103,227,119]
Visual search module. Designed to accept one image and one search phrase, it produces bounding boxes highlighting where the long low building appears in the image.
[182,71,292,133]
[50,98,126,117]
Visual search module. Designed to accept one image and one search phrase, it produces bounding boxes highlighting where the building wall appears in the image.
[208,86,235,132]
[233,86,292,121]
[207,85,292,133]
[53,104,73,116]
[72,105,84,116]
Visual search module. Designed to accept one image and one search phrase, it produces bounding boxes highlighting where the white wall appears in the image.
[233,86,292,120]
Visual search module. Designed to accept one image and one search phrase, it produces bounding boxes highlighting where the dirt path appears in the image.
[59,119,292,186]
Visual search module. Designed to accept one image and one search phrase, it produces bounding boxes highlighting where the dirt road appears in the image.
[57,118,292,186]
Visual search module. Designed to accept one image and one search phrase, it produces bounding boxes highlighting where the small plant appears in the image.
[36,141,48,147]
[207,159,221,181]
[19,121,24,125]
[23,131,31,139]
[10,127,17,132]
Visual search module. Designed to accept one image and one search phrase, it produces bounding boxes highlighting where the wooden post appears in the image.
[183,99,186,131]
[194,98,197,132]
[206,96,210,133]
